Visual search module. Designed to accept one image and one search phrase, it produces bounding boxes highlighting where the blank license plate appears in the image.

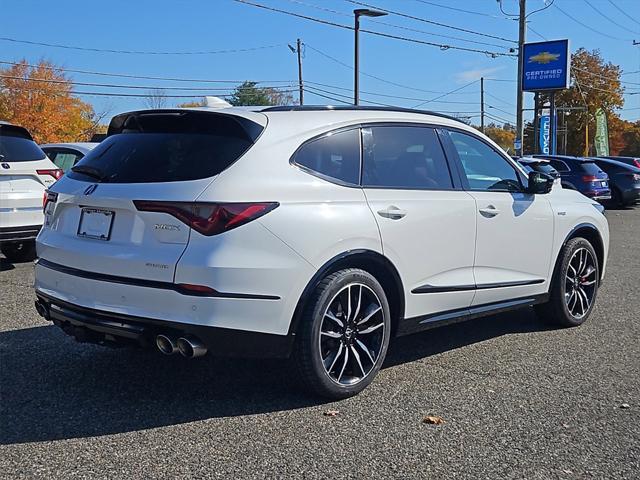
[77,208,114,241]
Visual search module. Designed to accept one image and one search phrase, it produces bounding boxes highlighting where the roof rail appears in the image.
[260,105,465,123]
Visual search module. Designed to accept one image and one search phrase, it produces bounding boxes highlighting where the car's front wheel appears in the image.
[535,237,599,327]
[1,241,36,263]
[293,268,391,399]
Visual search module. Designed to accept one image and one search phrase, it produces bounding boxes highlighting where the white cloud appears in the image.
[455,66,505,83]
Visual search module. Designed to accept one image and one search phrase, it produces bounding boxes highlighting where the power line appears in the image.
[3,84,298,98]
[572,66,640,86]
[583,0,639,35]
[234,0,515,57]
[485,92,516,108]
[304,43,476,94]
[553,4,633,41]
[0,36,285,55]
[487,104,516,118]
[0,74,295,91]
[413,80,479,108]
[411,0,511,19]
[282,0,511,49]
[0,60,294,84]
[605,0,639,28]
[344,0,517,44]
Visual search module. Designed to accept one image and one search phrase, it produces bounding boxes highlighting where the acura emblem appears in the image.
[84,184,98,195]
[1,163,9,169]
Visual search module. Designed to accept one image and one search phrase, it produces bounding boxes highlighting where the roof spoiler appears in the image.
[0,123,34,141]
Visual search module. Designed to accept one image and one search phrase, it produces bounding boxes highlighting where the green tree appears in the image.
[229,81,293,106]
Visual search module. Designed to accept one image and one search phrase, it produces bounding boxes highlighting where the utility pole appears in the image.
[515,0,526,156]
[480,77,485,133]
[296,38,303,106]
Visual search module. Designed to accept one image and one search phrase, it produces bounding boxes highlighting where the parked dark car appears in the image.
[599,156,640,169]
[517,157,559,178]
[533,155,611,202]
[590,158,640,207]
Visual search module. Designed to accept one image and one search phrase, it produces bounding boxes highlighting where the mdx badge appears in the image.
[154,224,180,232]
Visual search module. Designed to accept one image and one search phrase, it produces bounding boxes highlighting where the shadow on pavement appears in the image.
[0,257,15,272]
[0,308,548,445]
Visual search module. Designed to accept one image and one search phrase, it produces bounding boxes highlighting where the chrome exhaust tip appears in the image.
[176,336,207,359]
[156,334,177,355]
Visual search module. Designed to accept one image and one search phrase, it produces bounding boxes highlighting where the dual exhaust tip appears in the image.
[156,334,207,359]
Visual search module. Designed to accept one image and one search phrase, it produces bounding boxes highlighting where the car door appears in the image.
[362,124,477,323]
[444,129,554,306]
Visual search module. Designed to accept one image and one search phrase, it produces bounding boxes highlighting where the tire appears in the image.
[293,268,391,399]
[1,241,36,263]
[535,237,599,327]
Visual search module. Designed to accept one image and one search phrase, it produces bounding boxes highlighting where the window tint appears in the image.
[0,134,46,162]
[449,131,521,192]
[362,126,453,189]
[578,162,604,175]
[293,128,360,185]
[549,160,569,172]
[67,112,261,183]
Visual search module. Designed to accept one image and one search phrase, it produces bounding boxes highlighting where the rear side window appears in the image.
[362,126,453,189]
[549,160,569,172]
[0,133,46,162]
[67,111,262,183]
[45,149,84,172]
[293,128,360,185]
[579,162,604,175]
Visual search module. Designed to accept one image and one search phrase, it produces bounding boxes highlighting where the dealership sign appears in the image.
[539,115,550,154]
[522,39,570,92]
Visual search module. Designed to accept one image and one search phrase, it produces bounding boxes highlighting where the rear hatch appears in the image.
[37,109,266,282]
[579,161,610,192]
[0,124,61,228]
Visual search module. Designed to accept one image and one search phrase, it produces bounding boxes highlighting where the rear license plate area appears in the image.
[77,208,115,241]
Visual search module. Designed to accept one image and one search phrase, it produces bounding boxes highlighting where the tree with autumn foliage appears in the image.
[0,60,103,144]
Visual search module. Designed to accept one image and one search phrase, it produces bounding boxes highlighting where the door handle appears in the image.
[479,205,501,217]
[377,205,407,220]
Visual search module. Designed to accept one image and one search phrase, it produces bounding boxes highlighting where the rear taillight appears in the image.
[633,160,640,169]
[582,175,600,183]
[43,190,58,213]
[133,201,279,236]
[631,173,640,181]
[37,169,64,180]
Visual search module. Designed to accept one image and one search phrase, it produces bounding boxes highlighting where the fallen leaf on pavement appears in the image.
[324,409,340,417]
[423,415,445,425]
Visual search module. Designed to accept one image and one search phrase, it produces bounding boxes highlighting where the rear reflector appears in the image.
[133,201,279,236]
[37,169,64,180]
[176,283,219,295]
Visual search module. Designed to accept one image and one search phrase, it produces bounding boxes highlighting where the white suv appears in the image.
[0,122,62,262]
[34,106,609,398]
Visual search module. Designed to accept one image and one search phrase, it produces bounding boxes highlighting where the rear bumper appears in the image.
[35,291,294,358]
[620,186,640,204]
[0,224,41,244]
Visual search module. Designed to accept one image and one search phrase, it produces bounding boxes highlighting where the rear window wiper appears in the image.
[71,165,106,181]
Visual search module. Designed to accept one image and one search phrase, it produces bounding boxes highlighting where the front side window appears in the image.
[293,128,360,185]
[362,126,453,189]
[549,160,569,172]
[449,130,522,192]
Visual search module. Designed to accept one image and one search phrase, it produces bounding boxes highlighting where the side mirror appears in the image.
[526,171,554,194]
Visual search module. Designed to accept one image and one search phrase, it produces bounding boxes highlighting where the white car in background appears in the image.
[40,142,99,172]
[34,106,609,398]
[0,122,62,262]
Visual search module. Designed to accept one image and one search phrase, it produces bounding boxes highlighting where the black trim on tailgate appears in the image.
[36,258,280,300]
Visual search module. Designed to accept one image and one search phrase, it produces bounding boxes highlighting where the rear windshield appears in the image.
[534,163,557,174]
[578,162,604,175]
[67,111,263,183]
[0,132,46,162]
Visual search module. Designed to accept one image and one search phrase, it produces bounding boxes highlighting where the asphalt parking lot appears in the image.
[1,208,639,479]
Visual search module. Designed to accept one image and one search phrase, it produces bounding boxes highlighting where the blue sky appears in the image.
[1,0,639,124]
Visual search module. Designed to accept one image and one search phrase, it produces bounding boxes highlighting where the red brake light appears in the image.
[582,175,599,182]
[634,160,640,169]
[43,190,58,212]
[37,169,64,180]
[133,201,279,236]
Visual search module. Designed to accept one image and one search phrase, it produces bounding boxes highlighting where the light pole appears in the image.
[354,8,387,105]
